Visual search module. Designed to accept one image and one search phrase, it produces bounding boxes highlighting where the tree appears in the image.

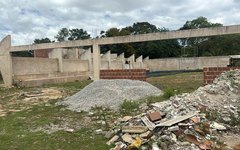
[55,28,69,42]
[11,37,52,57]
[34,38,52,44]
[55,28,91,42]
[68,28,91,40]
[179,16,240,56]
[101,22,181,58]
[180,16,222,47]
[124,22,180,58]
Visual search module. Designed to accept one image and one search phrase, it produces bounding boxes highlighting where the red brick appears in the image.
[149,112,161,122]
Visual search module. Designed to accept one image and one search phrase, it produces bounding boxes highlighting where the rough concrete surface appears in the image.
[57,79,162,112]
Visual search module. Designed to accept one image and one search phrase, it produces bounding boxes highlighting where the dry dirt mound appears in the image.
[57,79,162,112]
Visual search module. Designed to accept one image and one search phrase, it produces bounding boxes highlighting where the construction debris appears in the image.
[106,70,240,150]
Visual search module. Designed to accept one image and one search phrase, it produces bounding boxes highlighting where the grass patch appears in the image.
[163,87,176,99]
[0,104,110,150]
[147,72,204,93]
[0,73,205,149]
[120,100,140,115]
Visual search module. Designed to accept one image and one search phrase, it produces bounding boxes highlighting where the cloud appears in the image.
[0,0,240,45]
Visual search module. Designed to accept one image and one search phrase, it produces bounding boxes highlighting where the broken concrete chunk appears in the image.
[122,126,147,134]
[115,141,127,149]
[152,142,160,150]
[122,116,133,122]
[149,111,161,122]
[105,131,114,139]
[65,128,74,132]
[107,135,119,145]
[95,129,103,135]
[122,133,134,143]
[210,122,226,130]
[157,111,199,127]
[168,125,180,132]
[141,116,156,131]
[140,131,151,138]
[191,116,201,123]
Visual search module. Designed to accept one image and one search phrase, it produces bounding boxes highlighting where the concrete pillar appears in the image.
[0,35,13,87]
[79,48,92,73]
[93,42,100,80]
[143,56,149,62]
[116,53,125,62]
[127,54,135,69]
[101,50,111,69]
[49,48,63,72]
[136,55,143,68]
[68,48,79,59]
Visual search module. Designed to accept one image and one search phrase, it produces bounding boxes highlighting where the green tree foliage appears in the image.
[55,28,69,42]
[179,16,240,56]
[11,37,52,57]
[33,37,52,44]
[55,28,91,42]
[101,22,181,58]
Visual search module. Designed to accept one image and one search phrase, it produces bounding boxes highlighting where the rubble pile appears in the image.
[105,70,240,150]
[57,79,162,112]
[155,70,240,121]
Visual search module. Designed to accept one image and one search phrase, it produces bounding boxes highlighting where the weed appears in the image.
[120,100,139,115]
[163,87,175,99]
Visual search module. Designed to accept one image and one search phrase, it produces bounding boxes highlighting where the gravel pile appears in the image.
[57,79,162,112]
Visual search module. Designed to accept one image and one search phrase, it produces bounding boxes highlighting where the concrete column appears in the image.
[143,56,149,62]
[49,48,63,72]
[79,48,92,73]
[0,35,13,87]
[127,54,135,69]
[136,55,143,68]
[93,42,100,80]
[116,53,125,62]
[101,50,111,69]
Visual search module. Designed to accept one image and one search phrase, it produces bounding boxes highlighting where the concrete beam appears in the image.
[11,39,93,52]
[10,25,240,52]
[97,25,240,45]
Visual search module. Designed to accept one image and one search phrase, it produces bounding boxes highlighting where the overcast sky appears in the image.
[0,0,240,45]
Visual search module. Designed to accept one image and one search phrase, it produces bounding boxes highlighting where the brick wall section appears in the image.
[34,49,52,58]
[100,69,147,81]
[203,67,240,84]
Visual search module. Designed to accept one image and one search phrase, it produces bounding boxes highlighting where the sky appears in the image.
[0,0,240,45]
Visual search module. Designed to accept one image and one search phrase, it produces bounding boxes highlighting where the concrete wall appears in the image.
[62,59,89,72]
[145,56,229,71]
[12,57,59,75]
[111,61,124,69]
[101,60,109,69]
